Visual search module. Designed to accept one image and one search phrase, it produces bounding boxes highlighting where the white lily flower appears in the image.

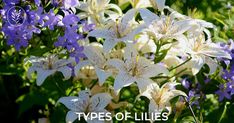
[118,0,165,11]
[179,34,231,75]
[108,46,169,93]
[165,6,215,38]
[149,0,166,11]
[58,90,112,123]
[77,0,122,27]
[118,0,152,9]
[26,55,74,86]
[134,33,157,53]
[141,82,186,115]
[89,9,145,52]
[75,43,112,85]
[139,9,193,42]
[76,66,97,80]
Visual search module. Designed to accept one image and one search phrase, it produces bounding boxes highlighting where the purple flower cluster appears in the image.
[181,79,205,108]
[218,39,234,65]
[216,65,234,101]
[215,39,234,101]
[1,4,42,51]
[54,12,95,63]
[0,0,95,63]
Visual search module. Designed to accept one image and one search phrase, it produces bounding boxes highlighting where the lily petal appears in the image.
[88,29,114,39]
[139,8,159,24]
[114,72,135,94]
[57,66,72,80]
[58,96,80,110]
[95,67,111,85]
[36,69,55,86]
[136,78,155,93]
[74,60,91,77]
[66,111,78,123]
[142,64,169,78]
[90,93,112,111]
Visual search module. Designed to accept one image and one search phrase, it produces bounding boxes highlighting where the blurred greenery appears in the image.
[1,0,234,123]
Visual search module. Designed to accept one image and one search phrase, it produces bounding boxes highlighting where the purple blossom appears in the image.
[5,28,28,51]
[215,84,231,101]
[51,0,60,7]
[180,79,203,108]
[1,4,42,51]
[80,21,95,32]
[34,0,41,6]
[43,9,62,30]
[182,78,190,89]
[53,12,92,63]
[62,14,80,26]
[3,0,19,5]
[226,81,234,95]
[217,39,234,65]
[187,90,200,108]
[222,64,234,82]
[63,0,79,9]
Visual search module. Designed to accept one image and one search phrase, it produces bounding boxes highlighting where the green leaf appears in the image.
[17,91,49,117]
[179,116,196,123]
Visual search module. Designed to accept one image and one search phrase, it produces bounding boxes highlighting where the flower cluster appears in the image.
[1,0,234,123]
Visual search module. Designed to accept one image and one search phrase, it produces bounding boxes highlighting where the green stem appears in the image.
[184,97,198,123]
[218,102,230,123]
[169,57,192,71]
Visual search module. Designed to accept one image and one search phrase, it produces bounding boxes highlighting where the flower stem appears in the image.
[218,102,230,123]
[169,57,192,71]
[183,97,198,123]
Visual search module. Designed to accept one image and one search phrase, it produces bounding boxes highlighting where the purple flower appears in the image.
[34,0,41,6]
[63,0,79,9]
[80,21,95,32]
[51,0,60,7]
[187,90,200,108]
[54,13,89,63]
[1,4,42,51]
[182,78,190,89]
[28,7,44,26]
[218,39,234,65]
[204,78,211,84]
[222,64,234,81]
[6,32,28,51]
[43,9,62,30]
[54,24,84,63]
[215,84,231,101]
[62,14,80,26]
[3,0,19,5]
[226,81,234,95]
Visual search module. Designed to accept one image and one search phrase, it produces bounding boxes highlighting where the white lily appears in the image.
[26,55,74,86]
[89,9,145,52]
[58,90,112,123]
[141,82,186,115]
[165,6,215,38]
[77,0,122,27]
[75,43,112,85]
[118,0,165,11]
[134,33,157,53]
[76,66,97,80]
[108,46,169,93]
[179,34,231,75]
[149,0,166,11]
[139,9,193,42]
[118,0,152,9]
